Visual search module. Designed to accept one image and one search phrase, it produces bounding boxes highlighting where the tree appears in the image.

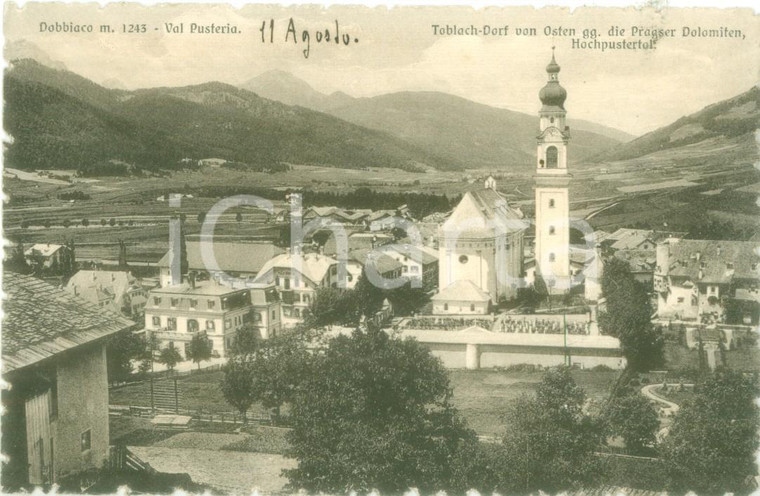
[81,218,89,227]
[383,279,429,316]
[662,370,759,494]
[158,346,182,373]
[106,331,145,384]
[284,328,473,494]
[222,332,311,422]
[499,367,602,494]
[221,352,257,424]
[604,390,659,455]
[109,218,116,227]
[235,212,243,222]
[100,218,107,226]
[3,244,31,275]
[305,287,352,328]
[186,334,212,370]
[230,324,260,356]
[598,258,664,371]
[197,212,206,223]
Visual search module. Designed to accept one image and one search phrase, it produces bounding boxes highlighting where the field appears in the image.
[5,126,759,266]
[449,368,620,436]
[109,371,268,417]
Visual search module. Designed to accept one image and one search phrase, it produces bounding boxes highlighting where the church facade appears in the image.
[438,177,527,306]
[436,51,574,311]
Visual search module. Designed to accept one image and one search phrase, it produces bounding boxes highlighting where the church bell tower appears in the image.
[534,48,571,292]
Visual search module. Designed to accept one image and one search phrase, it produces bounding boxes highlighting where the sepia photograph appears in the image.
[1,2,759,495]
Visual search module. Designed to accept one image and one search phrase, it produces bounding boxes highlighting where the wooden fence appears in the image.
[109,404,272,426]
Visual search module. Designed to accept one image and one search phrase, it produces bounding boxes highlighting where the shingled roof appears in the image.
[157,241,283,275]
[666,239,760,284]
[3,273,136,373]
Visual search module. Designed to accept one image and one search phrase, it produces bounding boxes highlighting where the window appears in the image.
[549,199,555,208]
[546,146,558,168]
[549,253,556,262]
[677,297,685,303]
[470,304,475,311]
[272,310,277,320]
[294,308,301,318]
[225,319,231,329]
[410,266,419,273]
[459,255,469,264]
[167,317,177,330]
[402,266,408,273]
[208,300,216,310]
[206,320,215,331]
[284,278,290,290]
[549,226,556,235]
[275,276,281,286]
[170,298,179,308]
[188,319,199,333]
[727,262,734,269]
[444,303,449,311]
[254,312,262,322]
[80,430,91,452]
[152,316,161,327]
[189,299,198,309]
[153,297,161,306]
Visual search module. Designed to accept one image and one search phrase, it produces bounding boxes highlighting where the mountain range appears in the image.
[4,57,758,178]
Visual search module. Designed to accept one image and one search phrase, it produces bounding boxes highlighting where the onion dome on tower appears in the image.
[539,49,567,111]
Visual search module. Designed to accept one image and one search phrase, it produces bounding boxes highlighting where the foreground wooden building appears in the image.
[2,273,135,489]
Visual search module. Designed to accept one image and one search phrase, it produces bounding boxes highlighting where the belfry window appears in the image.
[549,199,555,208]
[549,226,556,235]
[549,253,556,262]
[546,146,558,169]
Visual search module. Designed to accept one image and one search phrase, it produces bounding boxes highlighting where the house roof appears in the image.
[348,248,404,276]
[441,186,525,239]
[150,280,246,296]
[432,280,491,302]
[254,252,337,285]
[66,270,135,305]
[249,284,280,305]
[665,239,760,284]
[607,228,685,251]
[24,243,65,258]
[380,244,439,265]
[3,273,136,373]
[614,250,656,273]
[323,232,393,256]
[156,241,283,275]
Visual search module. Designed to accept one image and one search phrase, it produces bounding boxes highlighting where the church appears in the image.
[436,50,573,312]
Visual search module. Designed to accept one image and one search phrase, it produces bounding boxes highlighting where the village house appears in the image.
[144,278,278,357]
[2,273,136,489]
[345,248,404,288]
[303,206,372,226]
[654,238,760,323]
[65,269,148,317]
[157,239,283,288]
[323,231,394,257]
[379,243,439,291]
[603,228,685,254]
[24,243,72,272]
[253,250,340,324]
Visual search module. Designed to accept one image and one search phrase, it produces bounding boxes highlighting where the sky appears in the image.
[4,3,759,135]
